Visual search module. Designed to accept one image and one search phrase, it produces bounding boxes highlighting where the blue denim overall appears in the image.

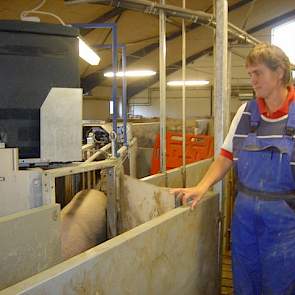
[232,100,295,295]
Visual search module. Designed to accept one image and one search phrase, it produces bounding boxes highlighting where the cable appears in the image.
[20,0,46,18]
[20,0,66,26]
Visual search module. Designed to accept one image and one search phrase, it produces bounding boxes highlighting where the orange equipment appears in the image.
[150,132,214,175]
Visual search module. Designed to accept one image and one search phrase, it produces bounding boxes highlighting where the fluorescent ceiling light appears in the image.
[238,93,253,97]
[104,70,156,78]
[78,37,100,66]
[167,80,209,86]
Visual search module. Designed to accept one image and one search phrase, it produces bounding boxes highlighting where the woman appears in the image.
[171,43,295,294]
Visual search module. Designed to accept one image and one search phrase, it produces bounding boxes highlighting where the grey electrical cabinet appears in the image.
[0,20,80,160]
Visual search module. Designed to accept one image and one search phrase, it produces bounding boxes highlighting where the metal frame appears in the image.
[42,159,120,238]
[42,159,118,205]
[92,43,128,147]
[67,0,260,46]
[70,4,263,293]
[103,165,120,238]
[74,23,120,157]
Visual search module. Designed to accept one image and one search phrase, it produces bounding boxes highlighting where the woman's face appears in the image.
[246,62,283,100]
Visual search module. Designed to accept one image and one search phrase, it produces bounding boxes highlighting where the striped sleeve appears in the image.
[220,103,247,158]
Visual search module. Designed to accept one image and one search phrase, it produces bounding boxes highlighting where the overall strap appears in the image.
[285,101,295,136]
[237,182,295,200]
[248,99,260,133]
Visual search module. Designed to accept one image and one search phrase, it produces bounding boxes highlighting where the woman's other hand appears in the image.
[169,186,206,209]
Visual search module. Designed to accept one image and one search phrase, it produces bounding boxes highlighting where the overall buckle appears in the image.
[250,121,259,133]
[285,127,295,137]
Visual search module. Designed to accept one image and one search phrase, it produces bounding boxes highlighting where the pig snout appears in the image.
[61,189,107,259]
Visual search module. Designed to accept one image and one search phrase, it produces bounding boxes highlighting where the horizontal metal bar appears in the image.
[43,159,119,178]
[92,44,125,49]
[66,0,212,21]
[66,0,260,45]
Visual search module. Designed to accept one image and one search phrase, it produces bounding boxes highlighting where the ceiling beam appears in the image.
[81,0,255,92]
[247,8,295,34]
[127,9,295,98]
[79,7,125,36]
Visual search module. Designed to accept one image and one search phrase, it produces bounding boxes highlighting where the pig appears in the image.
[61,189,107,260]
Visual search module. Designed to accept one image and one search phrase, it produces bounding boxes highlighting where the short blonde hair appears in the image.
[246,43,291,86]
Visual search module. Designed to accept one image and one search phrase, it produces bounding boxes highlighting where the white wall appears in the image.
[129,86,247,119]
[129,87,212,118]
[81,90,246,122]
[83,99,110,121]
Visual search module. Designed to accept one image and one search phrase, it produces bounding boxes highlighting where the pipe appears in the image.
[159,0,166,180]
[67,0,212,21]
[84,143,112,163]
[228,22,259,45]
[82,143,95,151]
[181,0,186,188]
[73,23,119,158]
[112,24,118,157]
[122,45,128,146]
[67,0,260,46]
[117,145,128,158]
[214,0,229,290]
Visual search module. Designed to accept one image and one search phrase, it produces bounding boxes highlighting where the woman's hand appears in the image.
[169,155,232,209]
[169,186,207,209]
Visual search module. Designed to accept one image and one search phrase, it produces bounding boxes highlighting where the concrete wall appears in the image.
[2,193,219,295]
[119,175,175,232]
[1,159,216,294]
[0,205,61,290]
[141,158,213,187]
[137,147,154,178]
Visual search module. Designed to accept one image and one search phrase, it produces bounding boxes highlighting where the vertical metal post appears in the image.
[122,45,128,146]
[226,48,231,144]
[159,0,167,180]
[112,24,118,157]
[223,47,232,252]
[73,23,120,157]
[181,0,186,188]
[214,0,229,290]
[105,166,118,238]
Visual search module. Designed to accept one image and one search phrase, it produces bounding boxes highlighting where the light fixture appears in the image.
[78,37,100,66]
[20,1,100,66]
[238,93,253,100]
[238,93,253,97]
[104,70,156,78]
[167,80,209,86]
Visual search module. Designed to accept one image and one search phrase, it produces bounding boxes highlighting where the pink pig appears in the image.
[61,189,107,259]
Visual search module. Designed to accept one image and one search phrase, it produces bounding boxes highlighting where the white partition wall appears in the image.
[1,193,219,295]
[0,205,61,290]
[141,158,213,187]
